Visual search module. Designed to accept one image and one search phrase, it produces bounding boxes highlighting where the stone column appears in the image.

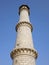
[10,5,38,65]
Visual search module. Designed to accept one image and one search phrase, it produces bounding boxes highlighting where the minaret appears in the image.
[10,5,38,65]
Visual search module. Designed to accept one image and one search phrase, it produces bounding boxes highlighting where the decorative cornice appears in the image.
[19,5,30,15]
[10,48,38,59]
[15,22,33,32]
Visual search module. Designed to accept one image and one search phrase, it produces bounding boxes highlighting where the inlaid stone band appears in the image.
[10,48,38,59]
[15,22,33,32]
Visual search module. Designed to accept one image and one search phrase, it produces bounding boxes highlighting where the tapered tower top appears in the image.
[18,5,30,23]
[19,5,30,15]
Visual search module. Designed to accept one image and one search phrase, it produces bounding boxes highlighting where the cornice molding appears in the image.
[15,22,33,32]
[10,48,38,59]
[19,5,30,15]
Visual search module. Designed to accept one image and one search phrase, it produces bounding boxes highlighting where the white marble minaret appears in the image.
[10,5,38,65]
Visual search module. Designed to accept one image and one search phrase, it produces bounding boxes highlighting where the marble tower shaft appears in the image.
[10,5,38,65]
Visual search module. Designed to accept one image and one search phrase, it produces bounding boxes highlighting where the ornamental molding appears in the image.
[19,6,30,15]
[10,48,38,59]
[15,22,33,32]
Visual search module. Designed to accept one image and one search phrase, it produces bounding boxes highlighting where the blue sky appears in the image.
[0,0,49,65]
